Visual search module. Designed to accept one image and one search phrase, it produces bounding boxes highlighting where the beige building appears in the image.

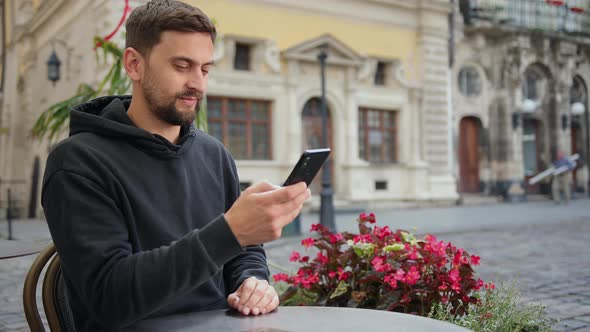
[1,0,458,218]
[452,0,590,200]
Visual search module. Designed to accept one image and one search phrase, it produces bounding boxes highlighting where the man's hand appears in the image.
[225,181,310,246]
[227,277,279,316]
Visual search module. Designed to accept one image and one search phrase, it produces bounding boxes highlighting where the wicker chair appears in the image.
[23,242,77,332]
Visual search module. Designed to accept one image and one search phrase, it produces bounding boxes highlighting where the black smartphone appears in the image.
[283,148,331,186]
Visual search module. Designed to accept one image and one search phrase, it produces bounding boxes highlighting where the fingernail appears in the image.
[244,307,250,315]
[238,305,243,312]
[252,308,260,315]
[261,308,267,314]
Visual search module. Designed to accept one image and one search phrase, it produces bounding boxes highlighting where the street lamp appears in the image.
[317,48,336,232]
[46,39,73,86]
[47,49,61,85]
[512,99,536,130]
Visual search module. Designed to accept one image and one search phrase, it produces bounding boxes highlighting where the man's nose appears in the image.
[186,72,206,92]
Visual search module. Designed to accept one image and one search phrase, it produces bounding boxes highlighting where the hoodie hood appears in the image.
[70,95,196,159]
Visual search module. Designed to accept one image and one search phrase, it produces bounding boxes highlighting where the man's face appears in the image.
[141,31,214,127]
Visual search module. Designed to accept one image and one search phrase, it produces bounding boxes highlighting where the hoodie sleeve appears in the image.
[42,169,243,329]
[222,155,270,294]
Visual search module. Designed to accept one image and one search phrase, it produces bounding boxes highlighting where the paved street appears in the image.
[1,198,589,331]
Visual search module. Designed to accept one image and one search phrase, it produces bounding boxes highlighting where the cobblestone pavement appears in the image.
[266,218,590,332]
[1,200,589,331]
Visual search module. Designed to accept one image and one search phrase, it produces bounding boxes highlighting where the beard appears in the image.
[142,67,203,127]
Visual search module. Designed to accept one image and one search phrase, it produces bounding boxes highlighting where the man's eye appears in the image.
[176,64,189,70]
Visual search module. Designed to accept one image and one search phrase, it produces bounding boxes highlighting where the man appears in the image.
[41,1,310,330]
[552,151,576,204]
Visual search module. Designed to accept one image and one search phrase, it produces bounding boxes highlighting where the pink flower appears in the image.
[272,273,289,282]
[302,237,315,248]
[316,252,329,265]
[424,234,437,243]
[403,266,421,286]
[289,251,301,262]
[470,255,481,266]
[366,213,376,223]
[441,296,449,304]
[448,269,461,284]
[353,234,372,244]
[329,233,344,244]
[328,271,337,279]
[484,282,495,290]
[474,278,484,290]
[394,269,405,281]
[310,224,323,232]
[373,226,392,240]
[371,256,392,273]
[337,267,350,281]
[384,274,398,289]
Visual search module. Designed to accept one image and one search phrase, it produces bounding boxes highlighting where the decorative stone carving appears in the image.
[264,40,281,73]
[357,58,376,82]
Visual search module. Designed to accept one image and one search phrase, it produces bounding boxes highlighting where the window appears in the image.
[359,108,398,163]
[458,66,481,97]
[374,61,387,86]
[234,43,251,71]
[571,76,587,105]
[207,97,272,160]
[522,68,545,101]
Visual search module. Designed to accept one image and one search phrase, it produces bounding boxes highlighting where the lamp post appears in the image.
[318,48,336,232]
[47,49,61,85]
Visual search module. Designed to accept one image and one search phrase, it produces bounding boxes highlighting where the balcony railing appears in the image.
[462,0,590,38]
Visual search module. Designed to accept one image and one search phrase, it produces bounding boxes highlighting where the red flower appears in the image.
[371,256,392,273]
[366,213,376,223]
[403,266,421,286]
[328,271,337,279]
[272,273,289,282]
[301,256,310,263]
[316,252,329,265]
[353,234,372,244]
[310,224,326,233]
[289,251,301,262]
[474,278,484,291]
[384,274,398,289]
[394,269,405,281]
[374,226,393,240]
[470,255,481,266]
[448,269,461,284]
[441,296,449,304]
[329,233,344,244]
[337,267,350,281]
[302,237,315,248]
[484,282,496,290]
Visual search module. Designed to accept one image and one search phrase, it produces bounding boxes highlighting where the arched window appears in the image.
[522,67,545,102]
[571,76,587,105]
[458,66,482,97]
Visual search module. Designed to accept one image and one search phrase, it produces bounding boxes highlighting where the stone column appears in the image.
[554,41,577,156]
[501,37,529,201]
[418,0,458,200]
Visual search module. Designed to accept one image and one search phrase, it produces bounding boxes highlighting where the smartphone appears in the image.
[283,148,331,186]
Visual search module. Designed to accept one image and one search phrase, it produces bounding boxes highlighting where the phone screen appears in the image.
[283,148,331,187]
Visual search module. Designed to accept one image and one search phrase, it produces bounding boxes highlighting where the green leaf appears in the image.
[329,281,349,299]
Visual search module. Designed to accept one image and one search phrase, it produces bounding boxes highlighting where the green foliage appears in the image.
[428,283,556,332]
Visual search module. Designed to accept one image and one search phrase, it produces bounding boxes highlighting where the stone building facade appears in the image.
[0,0,458,217]
[452,0,590,199]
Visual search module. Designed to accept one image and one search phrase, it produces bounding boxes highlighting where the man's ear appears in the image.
[123,47,143,82]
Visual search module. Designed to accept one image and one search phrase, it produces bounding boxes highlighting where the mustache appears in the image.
[177,90,204,99]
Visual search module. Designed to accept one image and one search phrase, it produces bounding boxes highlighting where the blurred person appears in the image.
[551,151,576,204]
[41,1,310,331]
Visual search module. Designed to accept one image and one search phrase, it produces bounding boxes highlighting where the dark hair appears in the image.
[125,0,216,56]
